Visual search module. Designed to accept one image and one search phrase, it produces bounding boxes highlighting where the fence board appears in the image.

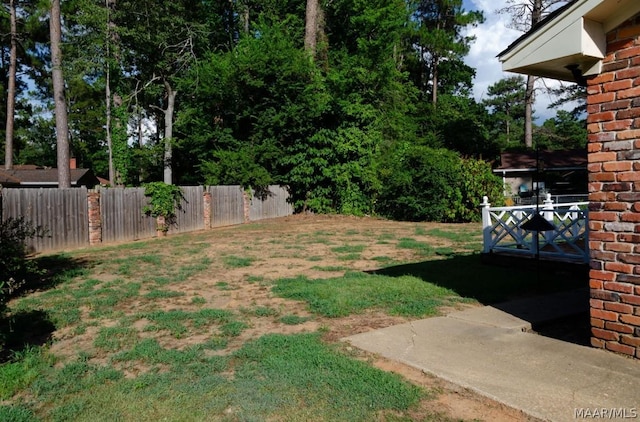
[208,185,245,227]
[100,188,156,243]
[1,188,89,253]
[249,186,293,221]
[168,186,204,235]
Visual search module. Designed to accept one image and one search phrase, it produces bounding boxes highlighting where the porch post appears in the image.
[543,193,554,244]
[481,196,492,254]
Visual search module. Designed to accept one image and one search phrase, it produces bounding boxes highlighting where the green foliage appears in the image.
[548,83,587,120]
[278,315,310,325]
[0,217,46,344]
[396,238,435,256]
[7,0,539,222]
[410,0,484,102]
[246,306,279,317]
[273,272,462,318]
[10,333,421,421]
[236,334,423,421]
[139,309,234,339]
[233,333,423,419]
[111,105,133,185]
[483,76,527,148]
[378,145,463,222]
[420,94,499,160]
[457,158,504,221]
[223,255,254,268]
[377,145,503,222]
[0,347,52,400]
[220,321,249,337]
[141,182,184,231]
[0,217,43,284]
[201,149,272,189]
[94,326,138,352]
[0,405,38,422]
[0,214,590,420]
[536,110,587,150]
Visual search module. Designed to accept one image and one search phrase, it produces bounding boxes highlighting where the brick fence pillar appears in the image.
[587,15,640,359]
[87,190,102,246]
[243,189,251,223]
[203,190,212,230]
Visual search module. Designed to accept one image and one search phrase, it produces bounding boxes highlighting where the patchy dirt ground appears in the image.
[43,214,539,421]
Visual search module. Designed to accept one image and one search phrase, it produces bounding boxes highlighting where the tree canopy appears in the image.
[0,0,586,221]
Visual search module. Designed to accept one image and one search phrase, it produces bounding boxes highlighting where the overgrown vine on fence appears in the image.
[112,104,131,185]
[142,182,184,232]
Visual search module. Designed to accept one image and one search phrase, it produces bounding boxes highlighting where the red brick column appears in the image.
[587,16,640,359]
[87,190,102,246]
[203,190,212,230]
[243,189,251,223]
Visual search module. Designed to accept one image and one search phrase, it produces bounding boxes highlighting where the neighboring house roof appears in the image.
[494,149,587,173]
[0,170,21,185]
[498,0,640,82]
[0,168,99,188]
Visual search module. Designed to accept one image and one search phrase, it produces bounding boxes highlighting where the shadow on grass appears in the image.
[371,253,587,304]
[371,253,591,346]
[0,310,55,363]
[1,254,89,362]
[20,254,90,295]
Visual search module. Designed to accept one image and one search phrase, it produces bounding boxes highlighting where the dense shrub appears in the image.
[0,217,45,346]
[377,145,460,221]
[0,217,43,287]
[457,158,505,221]
[377,145,503,222]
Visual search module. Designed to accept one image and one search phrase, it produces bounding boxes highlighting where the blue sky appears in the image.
[461,0,569,122]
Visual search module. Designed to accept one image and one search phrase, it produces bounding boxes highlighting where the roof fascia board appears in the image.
[498,0,636,81]
[499,0,596,64]
[501,0,640,80]
[597,1,640,33]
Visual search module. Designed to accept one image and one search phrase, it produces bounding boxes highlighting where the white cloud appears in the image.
[463,0,520,100]
[463,0,569,122]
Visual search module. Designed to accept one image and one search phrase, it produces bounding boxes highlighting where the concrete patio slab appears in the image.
[342,290,639,422]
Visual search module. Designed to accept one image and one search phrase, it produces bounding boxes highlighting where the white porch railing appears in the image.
[481,194,589,264]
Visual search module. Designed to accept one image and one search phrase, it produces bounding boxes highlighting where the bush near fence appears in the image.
[0,185,293,254]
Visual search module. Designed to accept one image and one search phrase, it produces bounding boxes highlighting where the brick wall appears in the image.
[587,15,640,359]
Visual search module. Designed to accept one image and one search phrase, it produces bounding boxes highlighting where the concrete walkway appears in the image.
[343,289,640,422]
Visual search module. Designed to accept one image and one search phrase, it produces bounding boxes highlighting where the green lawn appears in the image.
[0,216,585,421]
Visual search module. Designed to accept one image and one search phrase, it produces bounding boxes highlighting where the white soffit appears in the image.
[499,0,640,82]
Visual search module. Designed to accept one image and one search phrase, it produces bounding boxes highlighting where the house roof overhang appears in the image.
[498,0,640,83]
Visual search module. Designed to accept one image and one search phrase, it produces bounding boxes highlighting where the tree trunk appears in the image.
[524,0,543,149]
[524,75,535,148]
[4,0,17,170]
[432,57,439,106]
[105,0,117,185]
[50,0,71,188]
[304,0,319,55]
[163,81,177,185]
[242,5,249,34]
[106,34,114,184]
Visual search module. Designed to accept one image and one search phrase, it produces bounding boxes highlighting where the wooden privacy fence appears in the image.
[1,188,90,253]
[1,185,293,253]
